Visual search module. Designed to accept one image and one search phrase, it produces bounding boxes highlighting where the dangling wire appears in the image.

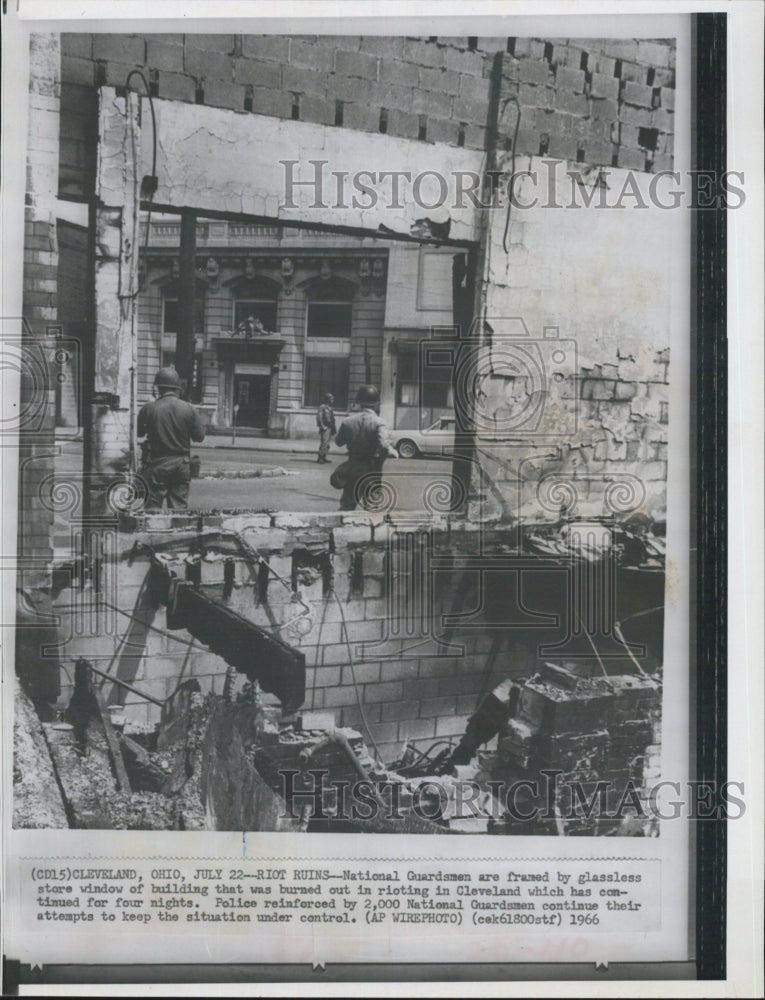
[574,608,613,685]
[501,96,522,254]
[124,69,158,291]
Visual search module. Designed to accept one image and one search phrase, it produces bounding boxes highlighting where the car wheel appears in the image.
[397,439,418,459]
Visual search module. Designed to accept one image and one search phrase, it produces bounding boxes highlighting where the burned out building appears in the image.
[14,31,677,831]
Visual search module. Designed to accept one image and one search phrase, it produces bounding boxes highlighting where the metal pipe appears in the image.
[74,659,164,706]
[125,90,142,474]
[140,200,477,249]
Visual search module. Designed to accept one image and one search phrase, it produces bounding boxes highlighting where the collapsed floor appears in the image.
[14,655,661,836]
[15,511,665,835]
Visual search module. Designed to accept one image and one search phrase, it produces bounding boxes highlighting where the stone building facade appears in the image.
[137,218,456,437]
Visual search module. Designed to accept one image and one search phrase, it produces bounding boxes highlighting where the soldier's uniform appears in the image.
[138,369,205,509]
[316,398,336,463]
[334,406,394,510]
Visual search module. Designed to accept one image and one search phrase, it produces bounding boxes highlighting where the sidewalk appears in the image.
[55,431,331,460]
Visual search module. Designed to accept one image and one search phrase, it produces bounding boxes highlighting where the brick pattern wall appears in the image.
[59,33,675,189]
[61,34,495,157]
[497,39,675,170]
[478,149,674,521]
[52,514,515,762]
[474,351,670,523]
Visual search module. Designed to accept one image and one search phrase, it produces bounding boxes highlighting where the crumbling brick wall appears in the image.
[50,510,665,764]
[59,34,674,172]
[498,40,674,170]
[473,146,673,523]
[50,513,522,762]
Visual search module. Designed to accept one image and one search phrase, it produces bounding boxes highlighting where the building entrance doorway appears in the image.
[233,367,271,428]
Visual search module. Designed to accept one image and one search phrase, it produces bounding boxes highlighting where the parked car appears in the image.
[391,416,456,459]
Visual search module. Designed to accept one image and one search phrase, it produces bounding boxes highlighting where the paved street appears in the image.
[189,440,454,513]
[53,436,456,515]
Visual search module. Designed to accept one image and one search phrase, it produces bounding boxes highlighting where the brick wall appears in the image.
[59,33,675,194]
[51,513,524,761]
[475,152,673,522]
[51,510,665,762]
[496,41,674,170]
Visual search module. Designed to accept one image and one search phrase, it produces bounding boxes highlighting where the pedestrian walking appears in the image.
[316,393,336,463]
[137,366,206,510]
[332,385,397,510]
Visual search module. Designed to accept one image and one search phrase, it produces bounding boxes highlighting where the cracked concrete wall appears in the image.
[95,91,142,403]
[95,83,483,238]
[128,89,484,239]
[472,155,677,523]
[88,91,144,473]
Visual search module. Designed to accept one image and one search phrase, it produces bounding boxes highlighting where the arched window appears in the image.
[230,275,280,333]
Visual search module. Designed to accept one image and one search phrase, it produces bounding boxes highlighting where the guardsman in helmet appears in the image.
[316,392,336,464]
[333,385,397,511]
[137,366,206,510]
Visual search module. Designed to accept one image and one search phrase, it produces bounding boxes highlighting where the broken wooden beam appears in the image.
[66,658,132,793]
[153,567,306,714]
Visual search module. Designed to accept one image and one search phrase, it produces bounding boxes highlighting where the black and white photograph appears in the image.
[1,1,761,993]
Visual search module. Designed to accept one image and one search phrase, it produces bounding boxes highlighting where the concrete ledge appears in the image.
[120,510,472,534]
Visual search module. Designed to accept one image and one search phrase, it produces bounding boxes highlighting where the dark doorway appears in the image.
[233,373,271,428]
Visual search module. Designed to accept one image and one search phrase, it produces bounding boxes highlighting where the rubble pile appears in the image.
[13,686,68,829]
[445,661,662,835]
[13,654,661,835]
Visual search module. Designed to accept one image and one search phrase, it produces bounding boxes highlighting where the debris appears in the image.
[298,711,337,731]
[200,466,300,479]
[13,684,68,829]
[444,661,661,835]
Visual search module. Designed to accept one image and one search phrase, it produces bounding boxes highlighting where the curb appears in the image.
[195,444,322,455]
[200,467,300,480]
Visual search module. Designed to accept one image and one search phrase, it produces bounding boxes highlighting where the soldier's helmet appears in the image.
[355,385,379,406]
[154,366,181,391]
